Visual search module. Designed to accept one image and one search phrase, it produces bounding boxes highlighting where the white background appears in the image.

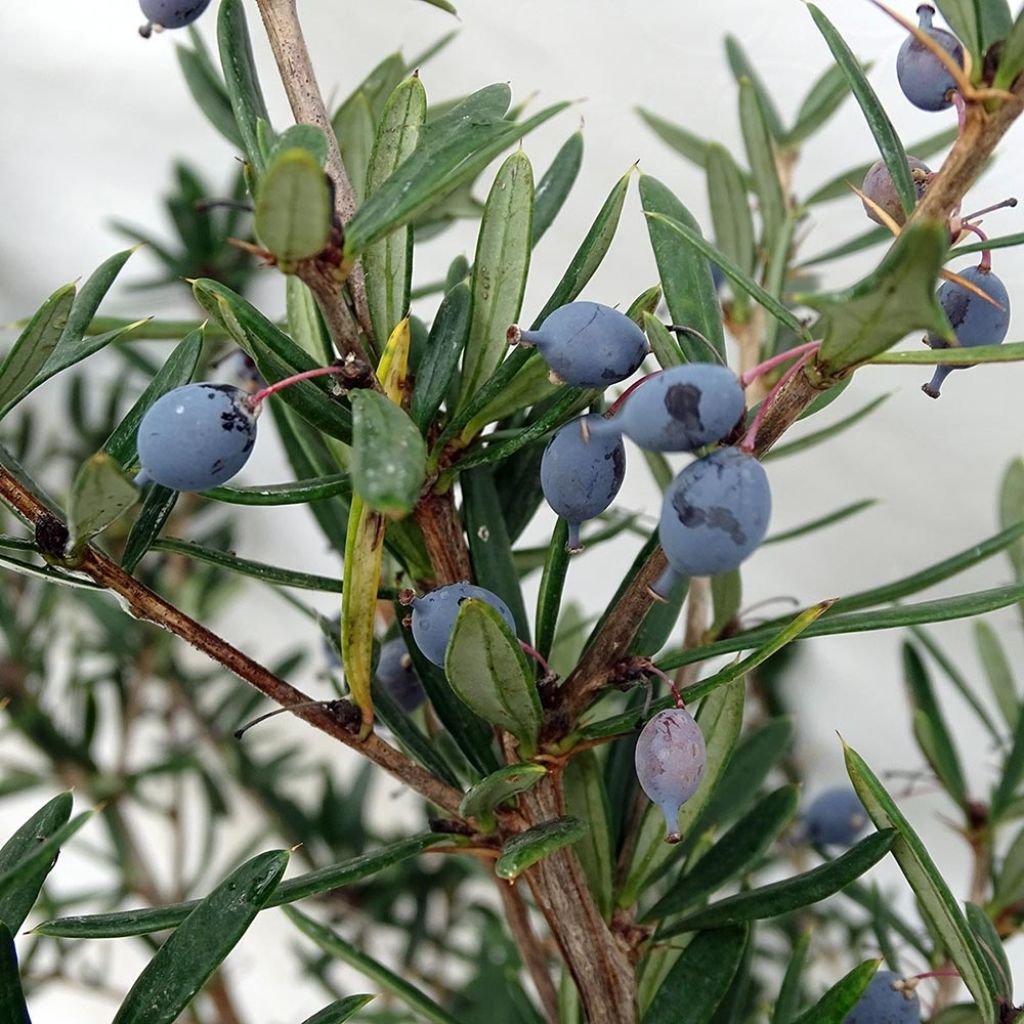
[2,1,1024,1020]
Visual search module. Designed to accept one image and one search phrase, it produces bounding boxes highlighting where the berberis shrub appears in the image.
[5,1,1024,1022]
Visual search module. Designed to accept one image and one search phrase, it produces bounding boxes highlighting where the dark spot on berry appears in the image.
[671,493,747,545]
[663,383,704,435]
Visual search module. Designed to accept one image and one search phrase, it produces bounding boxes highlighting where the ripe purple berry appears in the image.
[588,365,745,453]
[410,583,517,667]
[860,157,932,227]
[540,414,626,552]
[843,970,920,1024]
[923,264,1011,398]
[376,638,426,712]
[653,448,771,598]
[512,301,648,389]
[635,707,707,843]
[139,0,212,37]
[802,787,869,847]
[135,383,258,492]
[896,5,963,111]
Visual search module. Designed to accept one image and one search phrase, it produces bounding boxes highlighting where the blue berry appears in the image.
[541,414,626,552]
[376,638,426,712]
[923,264,1010,398]
[588,365,745,453]
[843,970,920,1024]
[653,448,771,597]
[135,383,258,492]
[635,707,706,843]
[513,302,648,389]
[139,0,212,37]
[861,157,932,226]
[896,5,963,111]
[802,787,869,847]
[410,583,517,667]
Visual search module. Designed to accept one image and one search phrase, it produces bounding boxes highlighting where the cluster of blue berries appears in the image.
[138,0,211,38]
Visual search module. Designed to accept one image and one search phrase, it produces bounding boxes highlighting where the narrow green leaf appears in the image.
[458,351,557,441]
[902,643,967,805]
[535,518,570,661]
[763,499,877,546]
[494,816,587,880]
[807,4,916,216]
[112,851,288,1024]
[772,931,812,1024]
[762,213,798,355]
[798,225,893,269]
[953,230,1024,258]
[66,454,139,556]
[808,220,951,373]
[413,0,457,13]
[533,167,632,325]
[255,149,332,267]
[299,996,375,1024]
[410,281,470,432]
[726,35,785,138]
[644,313,684,369]
[201,473,350,506]
[659,830,896,938]
[562,751,613,919]
[533,131,584,245]
[637,109,712,172]
[217,0,271,173]
[785,61,859,145]
[102,329,203,467]
[60,248,137,349]
[333,91,374,203]
[992,705,1024,821]
[790,960,880,1024]
[36,833,452,938]
[0,925,31,1024]
[645,211,811,342]
[364,75,427,347]
[458,151,534,406]
[0,811,93,910]
[709,569,742,638]
[285,906,461,1024]
[965,902,1013,1003]
[345,85,568,256]
[639,176,725,362]
[975,621,1018,729]
[176,43,243,149]
[149,537,348,594]
[764,394,891,462]
[445,599,541,755]
[286,277,332,363]
[459,764,548,824]
[193,279,352,443]
[350,390,426,514]
[644,924,749,1024]
[994,824,1024,909]
[869,340,1024,366]
[121,485,179,573]
[706,143,755,302]
[738,79,786,251]
[844,745,998,1020]
[0,792,72,933]
[934,0,981,64]
[0,283,75,415]
[994,9,1024,89]
[644,785,799,920]
[1000,458,1024,626]
[803,127,957,206]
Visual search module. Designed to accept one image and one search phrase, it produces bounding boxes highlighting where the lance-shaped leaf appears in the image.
[0,809,93,911]
[66,454,139,558]
[459,763,548,829]
[844,743,999,1021]
[350,390,426,517]
[563,751,613,919]
[494,816,587,880]
[790,959,880,1024]
[102,328,204,468]
[0,792,72,933]
[201,473,350,507]
[807,3,916,216]
[0,282,75,416]
[176,39,244,148]
[1000,458,1024,626]
[992,704,1024,822]
[332,91,374,203]
[121,484,178,574]
[659,830,896,938]
[785,61,859,146]
[0,925,30,1024]
[644,924,749,1024]
[965,902,1014,1005]
[365,75,427,347]
[457,151,533,408]
[533,130,584,245]
[640,176,724,362]
[706,143,754,319]
[995,8,1024,89]
[299,996,375,1024]
[344,84,567,257]
[773,931,812,1024]
[217,0,271,173]
[286,906,460,1024]
[804,220,951,374]
[254,149,332,270]
[411,281,470,432]
[112,850,288,1024]
[445,599,541,755]
[739,79,786,252]
[975,621,1019,729]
